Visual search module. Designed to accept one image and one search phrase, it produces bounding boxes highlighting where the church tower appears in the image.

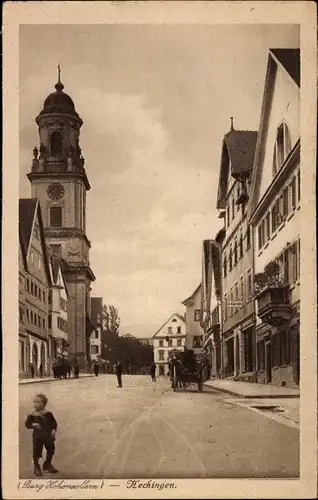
[27,68,95,369]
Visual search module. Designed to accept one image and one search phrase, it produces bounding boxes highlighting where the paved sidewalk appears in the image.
[225,397,300,430]
[204,379,300,399]
[19,374,94,385]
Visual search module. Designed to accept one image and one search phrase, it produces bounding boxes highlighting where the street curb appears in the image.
[203,383,300,399]
[19,375,95,386]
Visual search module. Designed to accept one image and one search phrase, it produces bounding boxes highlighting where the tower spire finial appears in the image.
[230,117,234,131]
[55,64,64,92]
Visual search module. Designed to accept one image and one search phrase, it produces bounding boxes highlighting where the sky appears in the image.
[19,24,299,338]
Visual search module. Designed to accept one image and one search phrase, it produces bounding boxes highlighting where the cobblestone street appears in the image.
[19,375,299,479]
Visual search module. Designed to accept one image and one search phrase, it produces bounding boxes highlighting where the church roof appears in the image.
[37,77,81,120]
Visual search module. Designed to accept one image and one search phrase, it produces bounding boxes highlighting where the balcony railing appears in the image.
[255,283,292,327]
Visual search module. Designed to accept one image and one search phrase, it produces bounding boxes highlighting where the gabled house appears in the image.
[216,121,258,380]
[201,230,225,377]
[249,49,300,388]
[48,256,69,362]
[182,284,204,351]
[152,313,186,376]
[19,199,52,377]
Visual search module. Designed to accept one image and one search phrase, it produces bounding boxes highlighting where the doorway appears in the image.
[265,341,272,384]
[226,338,234,376]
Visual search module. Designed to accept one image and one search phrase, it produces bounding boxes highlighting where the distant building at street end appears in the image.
[249,49,300,388]
[48,256,69,362]
[19,199,52,378]
[138,338,154,347]
[90,297,104,365]
[182,284,205,352]
[152,313,186,376]
[200,233,224,378]
[216,120,258,381]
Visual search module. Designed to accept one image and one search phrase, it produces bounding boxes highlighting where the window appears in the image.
[34,284,38,297]
[159,350,164,361]
[167,326,172,334]
[43,291,46,303]
[30,281,34,295]
[38,259,42,271]
[30,311,34,324]
[193,337,202,348]
[229,289,233,316]
[48,290,52,304]
[232,197,235,219]
[42,318,46,329]
[240,276,244,305]
[194,309,200,322]
[234,240,238,265]
[273,122,291,175]
[290,242,299,283]
[229,247,233,272]
[265,213,271,241]
[50,131,63,157]
[246,226,251,249]
[226,206,230,227]
[239,235,243,259]
[19,306,24,323]
[50,244,62,257]
[30,252,34,264]
[172,319,177,322]
[290,177,296,210]
[282,187,289,217]
[159,340,163,347]
[26,278,30,292]
[224,294,228,320]
[177,326,181,334]
[168,339,173,347]
[91,345,98,355]
[48,314,52,329]
[236,185,240,211]
[223,255,227,278]
[247,270,252,300]
[177,339,182,347]
[26,308,29,322]
[258,220,265,250]
[60,297,67,311]
[50,207,62,228]
[297,170,301,201]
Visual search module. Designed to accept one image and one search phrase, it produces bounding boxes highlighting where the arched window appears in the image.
[273,122,291,176]
[50,131,63,157]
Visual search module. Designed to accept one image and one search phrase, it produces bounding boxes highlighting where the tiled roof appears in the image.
[19,198,38,260]
[270,48,300,87]
[224,130,258,176]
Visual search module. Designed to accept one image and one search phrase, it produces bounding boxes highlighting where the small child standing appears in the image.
[25,393,58,477]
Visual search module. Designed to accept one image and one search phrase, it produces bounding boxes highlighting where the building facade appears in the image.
[26,72,95,369]
[216,123,258,380]
[201,235,224,377]
[90,297,103,364]
[152,313,186,376]
[249,49,300,388]
[48,256,69,362]
[19,199,52,377]
[182,284,205,351]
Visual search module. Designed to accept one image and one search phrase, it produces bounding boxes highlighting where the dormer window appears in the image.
[273,122,291,176]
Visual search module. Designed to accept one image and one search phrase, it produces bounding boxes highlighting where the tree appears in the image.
[102,304,120,336]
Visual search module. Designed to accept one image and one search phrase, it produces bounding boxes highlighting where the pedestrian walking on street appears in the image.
[115,360,123,388]
[29,363,35,379]
[150,363,156,382]
[25,393,59,477]
[73,363,79,378]
[93,362,99,377]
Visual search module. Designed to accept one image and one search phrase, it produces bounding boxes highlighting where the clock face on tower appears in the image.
[47,183,65,200]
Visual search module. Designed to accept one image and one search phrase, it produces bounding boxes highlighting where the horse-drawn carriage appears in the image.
[169,349,209,392]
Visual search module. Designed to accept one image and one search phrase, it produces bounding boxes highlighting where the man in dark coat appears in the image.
[93,362,99,377]
[150,363,156,382]
[115,361,123,388]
